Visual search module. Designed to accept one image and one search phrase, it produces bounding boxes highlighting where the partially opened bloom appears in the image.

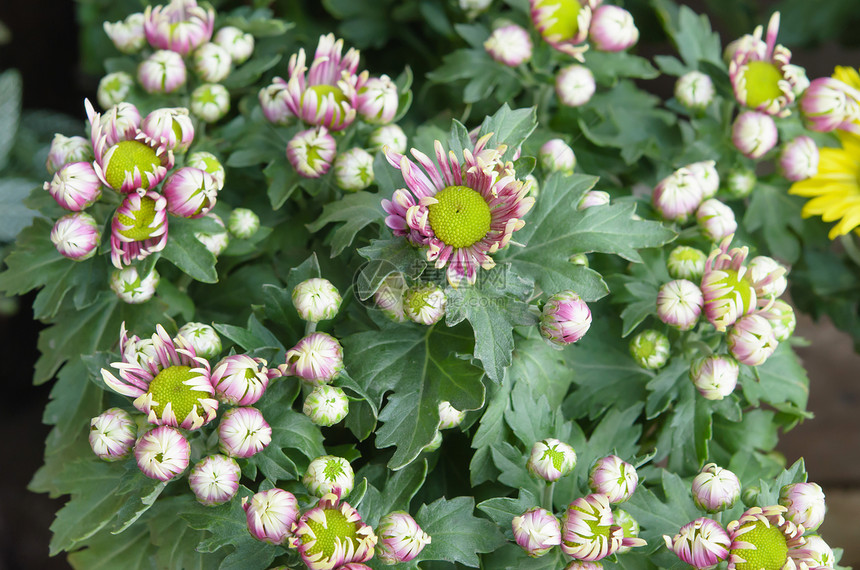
[726,505,807,570]
[286,332,344,385]
[438,401,465,430]
[561,493,645,560]
[89,407,136,461]
[104,13,146,54]
[187,151,225,189]
[676,71,715,112]
[747,255,788,299]
[304,455,354,498]
[697,199,738,242]
[732,111,778,159]
[190,83,230,123]
[110,191,169,268]
[218,407,271,458]
[484,24,533,67]
[46,134,92,174]
[565,562,603,570]
[779,482,826,533]
[144,0,214,55]
[403,282,447,325]
[800,77,860,133]
[214,26,254,64]
[290,493,377,569]
[189,454,241,506]
[539,138,576,174]
[51,212,100,261]
[556,64,596,107]
[690,355,740,401]
[656,279,703,331]
[540,290,592,344]
[334,147,375,192]
[692,464,741,513]
[101,323,217,429]
[138,50,187,94]
[355,75,398,125]
[382,134,534,286]
[629,330,670,370]
[304,385,349,426]
[97,71,134,109]
[377,511,432,564]
[140,107,195,154]
[243,488,299,545]
[727,314,778,366]
[512,507,561,557]
[162,167,218,218]
[134,425,190,481]
[589,5,638,52]
[193,42,232,83]
[780,136,819,182]
[110,266,160,304]
[293,278,342,323]
[530,0,596,61]
[176,322,221,360]
[663,517,730,569]
[211,354,270,406]
[667,246,707,281]
[228,208,260,239]
[803,535,836,568]
[588,455,638,503]
[652,167,705,222]
[528,438,576,482]
[700,236,757,332]
[281,34,361,131]
[287,127,337,178]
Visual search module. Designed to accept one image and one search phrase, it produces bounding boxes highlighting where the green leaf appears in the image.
[0,69,22,170]
[306,190,384,256]
[355,237,425,300]
[476,489,539,540]
[0,178,39,241]
[742,182,804,263]
[150,497,225,570]
[586,51,660,86]
[652,0,723,68]
[0,218,75,298]
[214,314,284,354]
[739,343,810,415]
[264,159,301,210]
[161,217,218,283]
[66,519,154,570]
[111,469,167,535]
[469,372,513,485]
[413,496,506,567]
[222,53,282,89]
[476,104,538,161]
[358,459,428,527]
[491,441,542,496]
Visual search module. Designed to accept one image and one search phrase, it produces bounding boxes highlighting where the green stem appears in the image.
[304,320,317,336]
[543,481,555,512]
[177,273,193,293]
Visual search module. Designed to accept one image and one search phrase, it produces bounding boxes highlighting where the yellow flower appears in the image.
[789,130,860,238]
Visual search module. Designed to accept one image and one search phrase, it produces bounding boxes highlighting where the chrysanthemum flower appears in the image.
[110,190,169,268]
[527,438,576,482]
[556,64,596,107]
[143,0,214,55]
[800,76,860,134]
[211,354,270,406]
[97,71,134,110]
[732,110,779,159]
[652,167,705,222]
[369,124,407,155]
[89,407,137,462]
[726,168,757,198]
[540,290,592,344]
[134,425,190,481]
[656,279,703,331]
[355,75,399,125]
[193,42,232,83]
[104,13,146,54]
[46,134,92,175]
[110,266,160,304]
[377,511,432,564]
[259,83,292,126]
[530,0,597,61]
[285,332,345,385]
[789,131,860,239]
[690,354,739,401]
[287,127,337,178]
[779,482,826,533]
[692,464,741,513]
[138,50,187,94]
[588,5,639,53]
[697,199,737,242]
[176,322,222,360]
[728,13,800,117]
[195,213,229,257]
[280,33,361,131]
[227,208,260,239]
[101,323,217,429]
[290,493,377,569]
[539,139,576,175]
[218,407,272,458]
[726,505,807,570]
[667,246,708,282]
[512,507,561,558]
[780,136,819,182]
[613,509,641,555]
[675,71,715,112]
[51,212,100,261]
[161,167,218,218]
[802,535,836,568]
[484,24,534,67]
[304,385,349,426]
[565,562,604,570]
[140,107,195,154]
[727,314,778,366]
[629,329,670,370]
[304,455,354,499]
[700,235,757,332]
[293,278,342,323]
[747,256,788,299]
[382,134,534,286]
[187,151,225,189]
[759,299,796,342]
[663,517,731,569]
[190,83,230,123]
[334,147,375,192]
[189,454,241,506]
[438,400,465,430]
[214,26,254,65]
[588,455,638,504]
[243,488,299,545]
[403,282,447,325]
[561,493,646,561]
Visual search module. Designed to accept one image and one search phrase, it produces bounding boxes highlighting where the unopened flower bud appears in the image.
[732,110,778,159]
[194,42,232,83]
[485,24,533,67]
[187,151,225,190]
[800,77,860,133]
[460,0,492,17]
[141,107,195,153]
[578,190,610,210]
[110,266,159,304]
[539,138,576,174]
[218,407,272,458]
[287,127,337,178]
[211,354,269,406]
[190,83,230,123]
[303,384,349,426]
[162,167,219,218]
[134,425,190,481]
[727,314,778,366]
[726,168,757,198]
[570,253,588,266]
[97,72,134,109]
[747,255,787,298]
[663,518,730,568]
[652,168,705,222]
[242,488,299,545]
[512,507,561,557]
[690,354,739,401]
[46,134,93,174]
[258,83,291,126]
[51,212,100,261]
[564,562,603,570]
[759,299,796,341]
[189,454,241,506]
[613,509,640,554]
[228,208,260,239]
[667,246,707,282]
[304,455,354,498]
[404,282,446,325]
[656,279,703,331]
[697,199,737,242]
[692,463,741,512]
[556,64,595,107]
[629,329,670,370]
[438,401,465,430]
[675,71,715,111]
[780,136,819,181]
[286,332,344,385]
[176,322,221,359]
[195,213,229,257]
[779,482,826,532]
[374,273,408,322]
[214,26,254,65]
[588,455,638,503]
[138,50,186,94]
[334,147,375,191]
[589,5,639,52]
[44,162,102,211]
[356,75,399,125]
[528,438,576,482]
[89,407,136,461]
[369,124,408,155]
[686,160,720,199]
[540,290,592,345]
[377,511,432,564]
[292,278,342,323]
[104,13,145,54]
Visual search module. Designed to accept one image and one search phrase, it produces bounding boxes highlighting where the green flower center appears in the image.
[742,61,784,109]
[716,269,756,311]
[118,196,158,241]
[535,0,582,41]
[731,520,788,570]
[405,285,438,314]
[105,140,162,190]
[147,365,203,422]
[302,508,358,560]
[307,85,348,106]
[323,460,346,481]
[541,446,565,471]
[427,185,492,248]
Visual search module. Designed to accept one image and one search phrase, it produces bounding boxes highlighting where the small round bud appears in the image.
[110,266,159,304]
[527,438,576,482]
[134,425,190,481]
[46,134,93,174]
[228,207,260,239]
[303,385,349,426]
[214,26,254,65]
[540,290,592,345]
[690,354,739,400]
[726,168,757,198]
[194,213,229,257]
[667,246,707,282]
[44,162,102,211]
[588,455,638,503]
[193,42,232,83]
[176,322,222,360]
[779,482,826,532]
[438,401,465,430]
[747,255,788,298]
[692,463,741,512]
[369,124,408,155]
[51,212,100,261]
[97,71,134,109]
[675,71,715,111]
[759,299,796,341]
[727,314,778,366]
[556,64,596,107]
[356,75,399,125]
[697,199,737,242]
[189,454,241,506]
[577,190,610,210]
[141,107,195,153]
[656,279,703,331]
[512,507,561,557]
[732,110,778,159]
[374,273,408,322]
[242,488,299,545]
[258,83,291,126]
[569,253,589,266]
[333,147,375,192]
[629,329,670,370]
[686,160,720,200]
[652,168,705,222]
[589,5,639,52]
[287,127,337,178]
[104,13,146,54]
[218,407,272,458]
[89,407,136,461]
[286,332,344,385]
[539,138,576,174]
[663,518,730,568]
[779,136,819,182]
[186,151,225,190]
[303,455,354,499]
[484,24,533,67]
[403,282,446,325]
[190,83,230,123]
[211,354,269,406]
[377,511,432,564]
[292,278,342,323]
[138,50,186,94]
[162,167,219,218]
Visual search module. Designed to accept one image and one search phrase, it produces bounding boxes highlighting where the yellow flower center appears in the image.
[731,520,788,570]
[117,196,158,241]
[147,365,203,422]
[427,185,492,248]
[742,61,784,109]
[307,85,348,106]
[302,508,358,560]
[535,0,582,41]
[105,140,162,190]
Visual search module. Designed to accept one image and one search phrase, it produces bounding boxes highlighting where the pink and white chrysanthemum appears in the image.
[663,517,731,569]
[210,354,270,406]
[44,161,102,211]
[161,167,219,218]
[700,235,758,332]
[512,507,561,558]
[85,100,173,194]
[51,212,101,261]
[243,488,300,545]
[218,407,272,458]
[377,511,432,564]
[587,455,639,504]
[692,463,741,513]
[189,454,241,506]
[89,407,137,462]
[382,134,534,286]
[285,332,345,385]
[726,505,807,570]
[138,50,188,94]
[280,33,362,131]
[134,425,190,481]
[530,0,597,62]
[289,493,377,569]
[101,323,217,430]
[561,493,646,561]
[140,107,195,154]
[110,190,169,268]
[143,0,214,56]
